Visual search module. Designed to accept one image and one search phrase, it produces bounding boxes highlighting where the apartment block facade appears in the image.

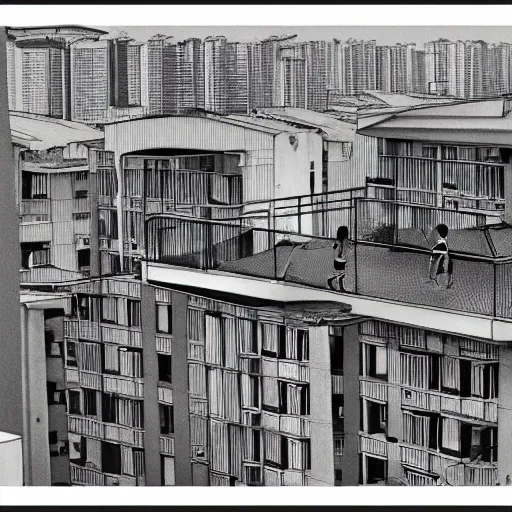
[15,101,512,487]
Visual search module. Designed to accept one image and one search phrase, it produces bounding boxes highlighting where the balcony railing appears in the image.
[144,190,512,320]
[19,198,51,221]
[373,155,505,214]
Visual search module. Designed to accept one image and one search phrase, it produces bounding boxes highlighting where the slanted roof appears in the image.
[357,98,512,145]
[225,114,317,134]
[10,112,104,150]
[361,90,461,108]
[255,107,356,142]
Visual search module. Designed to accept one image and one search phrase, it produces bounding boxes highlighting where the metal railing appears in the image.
[144,193,512,320]
[373,155,506,213]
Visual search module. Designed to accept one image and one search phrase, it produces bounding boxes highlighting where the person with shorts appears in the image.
[429,223,454,288]
[328,225,350,292]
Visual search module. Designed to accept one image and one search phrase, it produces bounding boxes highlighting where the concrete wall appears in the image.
[341,323,360,486]
[274,131,323,200]
[308,325,335,486]
[45,309,70,485]
[498,342,512,486]
[0,434,23,485]
[20,306,51,486]
[0,28,24,444]
[171,291,192,485]
[142,284,160,486]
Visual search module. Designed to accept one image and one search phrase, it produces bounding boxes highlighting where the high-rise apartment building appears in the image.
[247,35,298,110]
[491,43,512,97]
[70,37,132,122]
[7,26,107,119]
[204,36,248,114]
[376,43,415,94]
[340,39,377,97]
[146,34,172,115]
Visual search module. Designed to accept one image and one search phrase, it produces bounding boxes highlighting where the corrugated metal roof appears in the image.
[357,99,512,142]
[10,112,104,151]
[361,91,462,107]
[255,107,356,141]
[225,114,315,134]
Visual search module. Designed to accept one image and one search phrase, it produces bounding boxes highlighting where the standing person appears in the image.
[328,226,350,292]
[429,223,453,288]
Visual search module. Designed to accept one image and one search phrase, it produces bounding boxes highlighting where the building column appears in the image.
[498,342,512,486]
[504,157,512,225]
[21,306,51,486]
[171,291,193,486]
[308,325,335,486]
[0,25,24,462]
[341,323,360,486]
[141,284,161,485]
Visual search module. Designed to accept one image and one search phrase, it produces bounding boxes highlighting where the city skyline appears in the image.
[100,25,512,47]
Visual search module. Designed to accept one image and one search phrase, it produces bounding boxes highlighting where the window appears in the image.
[157,304,172,334]
[332,394,344,432]
[335,469,343,485]
[68,390,81,415]
[77,295,98,322]
[45,331,62,358]
[471,362,498,399]
[49,431,58,445]
[403,411,439,450]
[83,389,97,416]
[99,209,118,239]
[261,323,280,358]
[364,344,388,381]
[158,354,172,383]
[22,171,48,199]
[310,161,315,170]
[74,213,90,221]
[279,381,309,416]
[20,242,50,269]
[367,400,387,435]
[47,382,65,405]
[284,328,309,361]
[422,145,438,159]
[245,465,262,485]
[366,455,387,485]
[161,455,176,486]
[75,189,88,199]
[330,328,343,371]
[309,171,315,195]
[102,393,143,428]
[102,441,122,475]
[159,404,174,435]
[77,249,90,271]
[127,300,141,327]
[65,340,78,367]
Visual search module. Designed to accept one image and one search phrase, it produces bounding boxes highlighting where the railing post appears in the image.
[298,196,302,234]
[353,197,358,294]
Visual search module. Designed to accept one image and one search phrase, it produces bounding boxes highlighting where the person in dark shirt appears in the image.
[328,225,350,292]
[429,223,453,288]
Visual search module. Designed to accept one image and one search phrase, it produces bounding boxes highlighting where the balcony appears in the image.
[371,155,505,216]
[160,436,175,456]
[68,414,144,448]
[19,198,51,222]
[103,375,144,398]
[145,196,512,327]
[156,334,172,354]
[70,464,105,486]
[359,432,388,457]
[101,324,142,347]
[400,444,497,485]
[20,266,85,284]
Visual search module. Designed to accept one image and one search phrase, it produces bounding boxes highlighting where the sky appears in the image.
[100,26,512,46]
